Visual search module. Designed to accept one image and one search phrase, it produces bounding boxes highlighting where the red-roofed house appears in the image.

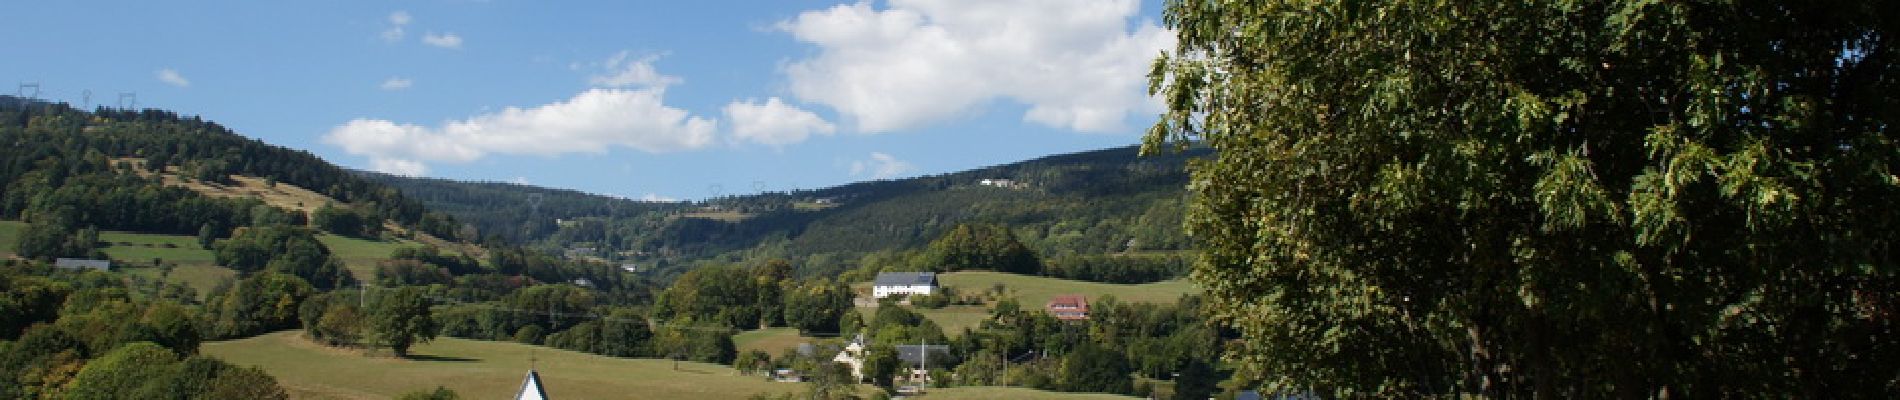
[1047,294,1089,321]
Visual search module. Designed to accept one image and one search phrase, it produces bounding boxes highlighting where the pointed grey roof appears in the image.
[515,369,548,400]
[873,272,937,286]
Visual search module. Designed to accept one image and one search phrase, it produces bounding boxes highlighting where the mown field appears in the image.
[316,233,418,280]
[205,331,1135,400]
[120,264,236,300]
[852,271,1199,336]
[734,327,814,357]
[97,229,217,266]
[937,271,1198,307]
[204,331,825,400]
[0,220,25,254]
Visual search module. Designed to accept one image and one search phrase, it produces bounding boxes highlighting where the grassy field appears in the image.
[121,264,237,300]
[204,331,836,400]
[850,272,1197,336]
[316,234,417,280]
[913,305,994,335]
[734,327,814,357]
[0,220,24,254]
[938,271,1198,307]
[98,230,218,266]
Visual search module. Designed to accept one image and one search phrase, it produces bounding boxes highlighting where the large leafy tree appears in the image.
[1148,0,1898,397]
[368,286,440,357]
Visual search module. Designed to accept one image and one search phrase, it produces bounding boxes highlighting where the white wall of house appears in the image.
[873,284,935,299]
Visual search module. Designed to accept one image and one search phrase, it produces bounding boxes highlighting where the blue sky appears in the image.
[3,0,1172,201]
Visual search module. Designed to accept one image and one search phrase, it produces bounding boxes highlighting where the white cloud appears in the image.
[324,88,717,176]
[372,159,429,177]
[589,52,683,89]
[422,32,463,49]
[380,77,413,91]
[382,11,411,42]
[850,152,914,179]
[778,0,1173,133]
[639,193,680,203]
[155,69,190,87]
[511,177,531,185]
[725,97,835,146]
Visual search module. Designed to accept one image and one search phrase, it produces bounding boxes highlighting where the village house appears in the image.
[1046,294,1090,321]
[832,334,869,381]
[871,272,937,299]
[896,344,952,384]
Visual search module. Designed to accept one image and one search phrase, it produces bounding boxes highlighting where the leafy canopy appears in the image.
[1148,0,1899,397]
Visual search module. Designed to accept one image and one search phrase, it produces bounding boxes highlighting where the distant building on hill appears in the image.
[53,258,111,272]
[872,272,938,299]
[1047,294,1090,321]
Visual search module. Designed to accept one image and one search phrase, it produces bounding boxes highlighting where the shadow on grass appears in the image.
[406,354,481,362]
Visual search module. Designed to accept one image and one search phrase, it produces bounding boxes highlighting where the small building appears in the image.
[515,369,549,400]
[53,258,111,272]
[832,334,869,381]
[1047,294,1090,321]
[772,368,806,383]
[872,272,938,299]
[896,344,951,384]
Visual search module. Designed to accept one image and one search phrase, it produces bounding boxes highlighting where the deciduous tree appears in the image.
[1148,0,1900,397]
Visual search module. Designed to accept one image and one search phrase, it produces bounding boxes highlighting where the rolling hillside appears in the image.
[370,145,1210,279]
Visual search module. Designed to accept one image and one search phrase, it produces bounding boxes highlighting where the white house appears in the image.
[832,334,868,382]
[871,272,937,299]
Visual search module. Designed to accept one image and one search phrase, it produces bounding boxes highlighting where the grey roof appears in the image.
[895,344,950,366]
[53,258,111,271]
[873,272,937,286]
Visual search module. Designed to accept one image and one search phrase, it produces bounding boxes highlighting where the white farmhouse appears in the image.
[871,272,938,299]
[832,333,869,382]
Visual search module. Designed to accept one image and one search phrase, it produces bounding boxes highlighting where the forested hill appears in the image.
[0,96,463,241]
[369,144,1211,278]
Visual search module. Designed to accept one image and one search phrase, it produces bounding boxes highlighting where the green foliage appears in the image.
[0,99,462,241]
[1040,253,1191,284]
[367,286,439,356]
[205,272,314,339]
[14,220,102,261]
[1149,0,1900,397]
[312,202,383,238]
[782,278,853,335]
[804,361,859,400]
[654,263,779,329]
[314,303,365,346]
[61,341,180,399]
[374,259,453,287]
[862,344,901,389]
[396,386,461,400]
[924,224,1042,274]
[56,341,289,400]
[1059,341,1131,394]
[370,145,1204,280]
[0,272,72,340]
[734,349,772,375]
[214,225,353,290]
[595,307,654,357]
